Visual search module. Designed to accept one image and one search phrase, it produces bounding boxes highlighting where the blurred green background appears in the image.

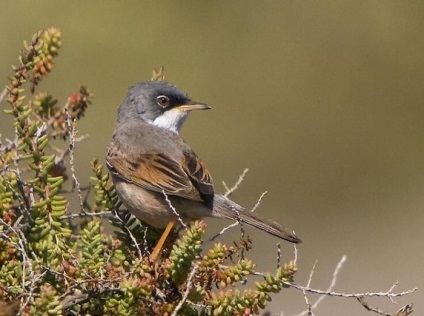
[1,1,423,314]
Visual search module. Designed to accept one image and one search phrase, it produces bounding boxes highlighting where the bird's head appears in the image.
[117,81,210,133]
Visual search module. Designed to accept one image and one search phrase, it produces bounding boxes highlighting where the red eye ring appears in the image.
[156,95,170,108]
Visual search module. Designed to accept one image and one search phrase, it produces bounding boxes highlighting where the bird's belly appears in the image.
[113,180,213,228]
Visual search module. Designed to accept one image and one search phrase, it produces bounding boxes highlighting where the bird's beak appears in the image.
[176,101,211,112]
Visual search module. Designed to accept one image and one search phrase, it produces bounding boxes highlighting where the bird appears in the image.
[106,80,301,260]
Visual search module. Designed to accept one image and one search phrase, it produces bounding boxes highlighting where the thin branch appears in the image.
[60,288,123,310]
[172,262,199,316]
[231,206,245,240]
[292,255,347,316]
[60,211,111,220]
[394,304,414,316]
[162,190,186,228]
[65,109,84,212]
[357,296,391,316]
[306,261,317,289]
[251,191,267,213]
[207,222,239,243]
[289,255,416,316]
[111,209,143,261]
[293,244,299,265]
[0,88,7,104]
[142,226,150,256]
[303,261,318,316]
[0,217,38,314]
[276,243,281,269]
[290,282,417,308]
[206,190,269,244]
[223,168,249,197]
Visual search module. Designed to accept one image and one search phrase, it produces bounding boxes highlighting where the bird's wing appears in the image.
[182,150,214,208]
[106,143,214,208]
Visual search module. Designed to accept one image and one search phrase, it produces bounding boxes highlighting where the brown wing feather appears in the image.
[182,151,214,208]
[106,142,213,207]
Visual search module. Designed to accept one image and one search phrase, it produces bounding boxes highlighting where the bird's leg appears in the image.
[150,221,175,261]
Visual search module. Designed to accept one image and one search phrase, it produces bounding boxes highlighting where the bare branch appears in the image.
[276,243,281,269]
[293,244,299,265]
[162,190,186,228]
[394,304,414,316]
[357,296,391,316]
[65,109,85,213]
[0,217,39,314]
[0,88,7,104]
[172,262,199,316]
[60,211,111,220]
[289,281,417,314]
[289,255,416,316]
[207,222,239,243]
[111,209,143,261]
[303,261,318,316]
[292,255,345,316]
[251,191,267,213]
[223,168,249,197]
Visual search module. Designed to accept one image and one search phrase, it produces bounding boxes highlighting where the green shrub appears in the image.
[0,28,297,315]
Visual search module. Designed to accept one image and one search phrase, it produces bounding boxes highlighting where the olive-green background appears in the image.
[1,1,422,314]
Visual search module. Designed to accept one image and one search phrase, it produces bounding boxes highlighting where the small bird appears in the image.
[106,81,300,259]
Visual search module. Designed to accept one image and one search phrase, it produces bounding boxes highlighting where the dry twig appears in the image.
[289,256,416,316]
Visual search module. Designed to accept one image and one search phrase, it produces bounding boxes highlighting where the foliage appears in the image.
[0,29,297,315]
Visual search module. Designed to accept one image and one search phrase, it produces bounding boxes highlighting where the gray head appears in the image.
[117,81,210,133]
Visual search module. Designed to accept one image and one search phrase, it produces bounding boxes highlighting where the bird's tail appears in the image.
[212,194,301,243]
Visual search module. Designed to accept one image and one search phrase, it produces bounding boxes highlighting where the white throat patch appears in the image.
[152,108,188,133]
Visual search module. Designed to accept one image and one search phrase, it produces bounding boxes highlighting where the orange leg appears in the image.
[150,221,175,261]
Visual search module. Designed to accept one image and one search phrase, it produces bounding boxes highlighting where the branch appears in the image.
[289,256,417,316]
[162,190,186,228]
[171,262,199,316]
[223,168,249,197]
[66,109,84,212]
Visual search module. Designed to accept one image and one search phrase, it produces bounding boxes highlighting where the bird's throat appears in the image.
[151,109,188,133]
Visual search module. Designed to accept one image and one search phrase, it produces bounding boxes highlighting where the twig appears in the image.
[223,168,249,197]
[206,190,268,244]
[394,304,414,316]
[293,244,299,265]
[111,209,143,261]
[232,206,245,240]
[276,243,281,269]
[49,134,89,165]
[206,222,239,243]
[65,109,84,212]
[0,88,7,104]
[0,217,38,314]
[142,226,150,256]
[284,260,416,316]
[60,211,111,220]
[162,190,186,228]
[357,296,391,316]
[306,261,317,289]
[13,174,35,225]
[172,262,199,316]
[290,282,417,312]
[251,191,267,213]
[292,255,347,316]
[60,288,123,310]
[303,261,318,316]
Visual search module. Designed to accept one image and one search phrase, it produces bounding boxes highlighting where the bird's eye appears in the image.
[156,95,170,108]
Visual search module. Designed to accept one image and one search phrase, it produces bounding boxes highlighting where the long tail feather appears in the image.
[212,194,301,243]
